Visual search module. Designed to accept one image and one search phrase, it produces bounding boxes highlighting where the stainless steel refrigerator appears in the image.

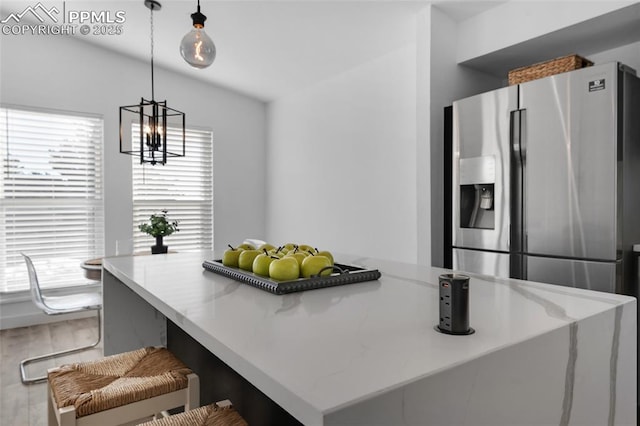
[450,62,640,296]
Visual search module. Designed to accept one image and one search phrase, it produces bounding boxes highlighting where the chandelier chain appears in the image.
[150,4,155,100]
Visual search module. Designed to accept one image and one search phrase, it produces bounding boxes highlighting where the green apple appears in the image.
[298,244,314,253]
[301,254,332,278]
[258,243,276,252]
[269,256,300,281]
[238,249,261,271]
[238,243,256,250]
[268,247,285,258]
[222,245,244,267]
[282,243,297,251]
[315,249,334,266]
[253,251,278,277]
[286,251,307,268]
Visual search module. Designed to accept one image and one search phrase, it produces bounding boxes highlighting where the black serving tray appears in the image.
[202,259,381,295]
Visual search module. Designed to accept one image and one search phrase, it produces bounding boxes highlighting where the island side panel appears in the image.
[102,269,167,356]
[326,303,636,426]
[572,302,636,426]
[166,320,303,426]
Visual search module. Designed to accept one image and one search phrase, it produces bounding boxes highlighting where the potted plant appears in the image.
[138,210,179,254]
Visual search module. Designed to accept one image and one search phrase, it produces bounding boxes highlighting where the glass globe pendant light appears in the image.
[180,0,216,69]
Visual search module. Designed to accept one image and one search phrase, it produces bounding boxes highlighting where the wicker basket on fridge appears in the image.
[508,54,593,85]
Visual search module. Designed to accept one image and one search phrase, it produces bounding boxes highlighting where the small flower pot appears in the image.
[151,236,168,254]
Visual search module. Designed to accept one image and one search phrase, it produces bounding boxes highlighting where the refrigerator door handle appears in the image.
[520,109,527,164]
[510,109,526,278]
[520,109,527,253]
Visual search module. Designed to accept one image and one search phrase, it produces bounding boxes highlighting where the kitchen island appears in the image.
[102,251,636,425]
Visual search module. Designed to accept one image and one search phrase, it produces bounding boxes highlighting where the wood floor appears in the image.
[0,317,102,426]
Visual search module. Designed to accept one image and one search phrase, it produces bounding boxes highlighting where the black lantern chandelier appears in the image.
[120,0,185,166]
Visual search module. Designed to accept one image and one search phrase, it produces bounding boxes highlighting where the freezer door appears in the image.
[452,248,510,278]
[452,86,518,252]
[519,63,618,261]
[526,256,619,293]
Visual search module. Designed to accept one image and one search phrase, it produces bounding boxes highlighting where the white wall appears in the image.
[0,33,267,257]
[427,6,503,267]
[266,40,418,263]
[416,8,432,267]
[0,32,266,328]
[589,40,640,70]
[265,3,640,268]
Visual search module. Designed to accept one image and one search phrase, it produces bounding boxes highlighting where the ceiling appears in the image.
[1,1,505,101]
[5,1,638,102]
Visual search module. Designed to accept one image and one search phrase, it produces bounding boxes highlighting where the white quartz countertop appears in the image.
[103,251,635,425]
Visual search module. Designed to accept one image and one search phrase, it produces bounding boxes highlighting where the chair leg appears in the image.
[47,381,57,426]
[185,373,200,411]
[20,310,102,384]
[58,406,76,426]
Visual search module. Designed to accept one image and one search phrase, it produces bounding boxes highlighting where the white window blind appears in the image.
[132,127,213,253]
[0,106,104,293]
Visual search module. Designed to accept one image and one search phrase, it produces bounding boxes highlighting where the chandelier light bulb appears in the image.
[180,1,215,69]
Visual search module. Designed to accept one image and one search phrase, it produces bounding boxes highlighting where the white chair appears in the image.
[19,253,102,385]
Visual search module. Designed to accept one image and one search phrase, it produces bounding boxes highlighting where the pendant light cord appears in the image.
[149,4,155,101]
